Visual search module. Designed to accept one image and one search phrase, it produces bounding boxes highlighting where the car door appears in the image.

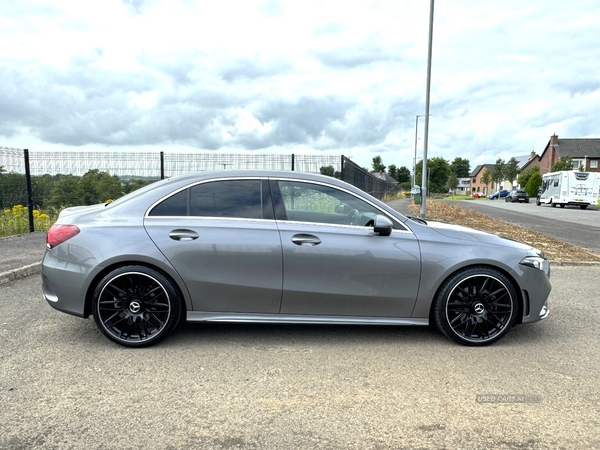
[272,179,421,318]
[144,178,283,313]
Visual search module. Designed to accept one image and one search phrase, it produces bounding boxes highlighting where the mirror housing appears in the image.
[373,215,393,236]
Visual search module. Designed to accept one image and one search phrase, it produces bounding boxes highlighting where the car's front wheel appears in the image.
[433,267,518,346]
[92,265,182,347]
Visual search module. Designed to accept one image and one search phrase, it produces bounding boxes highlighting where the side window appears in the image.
[150,180,267,219]
[149,189,188,216]
[277,181,381,226]
[190,180,263,218]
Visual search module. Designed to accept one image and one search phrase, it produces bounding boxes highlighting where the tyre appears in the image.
[433,266,518,346]
[92,265,182,347]
[580,205,588,210]
[536,197,541,206]
[560,204,565,208]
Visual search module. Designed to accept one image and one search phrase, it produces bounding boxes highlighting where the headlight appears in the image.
[520,252,550,276]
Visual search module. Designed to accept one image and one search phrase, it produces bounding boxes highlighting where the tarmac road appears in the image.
[1,267,599,449]
[441,199,600,256]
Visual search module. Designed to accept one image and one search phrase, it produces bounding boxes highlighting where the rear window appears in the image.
[149,180,265,219]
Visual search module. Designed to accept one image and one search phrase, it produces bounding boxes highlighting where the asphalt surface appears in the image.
[449,198,600,256]
[1,265,599,449]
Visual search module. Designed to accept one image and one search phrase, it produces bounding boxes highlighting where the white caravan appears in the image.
[537,170,600,209]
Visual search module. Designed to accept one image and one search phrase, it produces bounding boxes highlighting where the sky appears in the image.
[1,0,599,172]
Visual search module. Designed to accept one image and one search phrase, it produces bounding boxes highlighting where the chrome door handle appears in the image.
[291,234,321,246]
[169,229,199,241]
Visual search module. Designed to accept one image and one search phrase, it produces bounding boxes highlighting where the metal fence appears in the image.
[1,146,400,232]
[1,147,342,178]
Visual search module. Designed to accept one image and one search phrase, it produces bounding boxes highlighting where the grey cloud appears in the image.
[312,33,407,68]
[219,57,295,82]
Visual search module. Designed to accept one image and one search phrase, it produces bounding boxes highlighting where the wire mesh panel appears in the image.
[0,147,25,173]
[162,153,295,177]
[1,148,343,178]
[26,151,162,177]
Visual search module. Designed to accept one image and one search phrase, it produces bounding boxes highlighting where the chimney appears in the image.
[550,133,559,146]
[530,151,536,160]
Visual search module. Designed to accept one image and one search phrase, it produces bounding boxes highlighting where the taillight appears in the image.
[46,225,80,249]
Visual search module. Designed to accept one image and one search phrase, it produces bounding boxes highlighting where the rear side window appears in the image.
[149,180,268,219]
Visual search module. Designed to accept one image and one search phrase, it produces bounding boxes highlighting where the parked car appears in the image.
[505,189,530,203]
[472,192,485,198]
[43,170,551,348]
[488,190,510,200]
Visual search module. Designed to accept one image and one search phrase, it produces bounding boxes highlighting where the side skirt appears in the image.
[187,312,428,326]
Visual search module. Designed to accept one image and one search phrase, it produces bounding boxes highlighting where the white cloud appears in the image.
[0,0,598,170]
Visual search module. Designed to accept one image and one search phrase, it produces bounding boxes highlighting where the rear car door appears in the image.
[144,178,283,313]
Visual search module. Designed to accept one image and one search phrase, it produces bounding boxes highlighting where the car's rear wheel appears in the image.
[433,267,518,346]
[92,265,182,347]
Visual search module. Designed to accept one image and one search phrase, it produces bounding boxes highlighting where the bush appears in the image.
[524,172,542,198]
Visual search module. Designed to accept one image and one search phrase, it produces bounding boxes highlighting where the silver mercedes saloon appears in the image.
[42,170,551,347]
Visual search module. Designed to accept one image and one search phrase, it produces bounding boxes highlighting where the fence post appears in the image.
[340,155,345,181]
[291,154,295,171]
[160,151,164,180]
[24,149,35,233]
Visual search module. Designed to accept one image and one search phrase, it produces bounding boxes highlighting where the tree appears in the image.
[80,169,123,204]
[524,171,542,198]
[387,164,398,180]
[320,165,335,177]
[388,165,410,183]
[122,179,152,195]
[49,175,82,207]
[0,172,27,208]
[492,158,504,190]
[415,157,451,193]
[448,172,459,196]
[397,166,410,183]
[481,169,492,193]
[517,166,539,188]
[372,156,386,173]
[449,157,470,178]
[504,157,519,188]
[552,156,573,172]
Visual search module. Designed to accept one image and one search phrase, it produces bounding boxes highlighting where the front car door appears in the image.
[272,179,421,318]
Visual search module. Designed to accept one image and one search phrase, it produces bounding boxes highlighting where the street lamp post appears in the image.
[413,115,426,193]
[420,0,435,219]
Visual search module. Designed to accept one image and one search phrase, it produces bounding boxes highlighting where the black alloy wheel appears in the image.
[433,267,518,346]
[92,265,182,347]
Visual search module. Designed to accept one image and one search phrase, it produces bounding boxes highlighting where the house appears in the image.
[456,177,471,194]
[470,164,495,195]
[528,134,600,175]
[499,154,536,190]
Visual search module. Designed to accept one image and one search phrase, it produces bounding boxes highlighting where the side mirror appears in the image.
[373,215,393,236]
